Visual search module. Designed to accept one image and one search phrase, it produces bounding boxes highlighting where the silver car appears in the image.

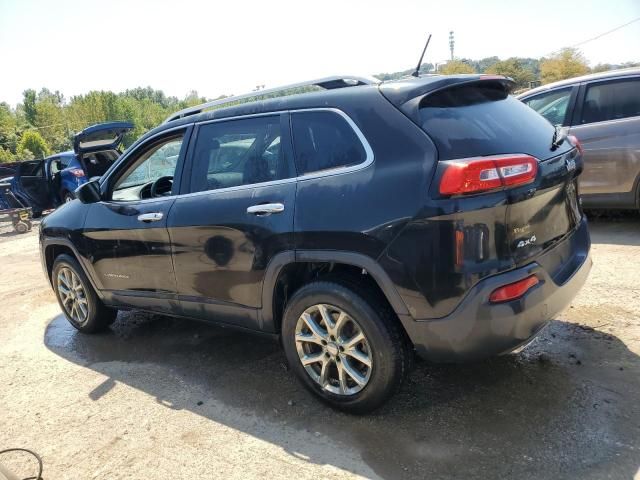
[518,68,640,210]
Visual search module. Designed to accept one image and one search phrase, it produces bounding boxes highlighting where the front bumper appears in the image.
[401,218,592,362]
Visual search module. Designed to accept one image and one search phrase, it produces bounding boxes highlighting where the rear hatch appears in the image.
[73,121,133,179]
[73,121,133,156]
[383,77,582,266]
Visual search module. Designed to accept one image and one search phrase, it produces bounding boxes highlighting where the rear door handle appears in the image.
[137,212,164,223]
[246,203,285,216]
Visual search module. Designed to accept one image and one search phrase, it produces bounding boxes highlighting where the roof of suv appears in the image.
[162,73,512,126]
[131,73,514,151]
[518,67,640,98]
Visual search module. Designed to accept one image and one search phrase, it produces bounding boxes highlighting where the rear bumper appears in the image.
[401,218,592,362]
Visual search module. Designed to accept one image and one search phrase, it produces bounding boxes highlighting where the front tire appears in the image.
[282,279,412,414]
[52,254,117,333]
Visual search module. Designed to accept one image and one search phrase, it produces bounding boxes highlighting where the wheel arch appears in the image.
[260,250,411,334]
[42,239,103,299]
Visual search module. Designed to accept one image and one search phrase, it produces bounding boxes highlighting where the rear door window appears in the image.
[521,87,573,126]
[418,82,572,161]
[190,115,294,192]
[19,161,44,177]
[580,77,640,124]
[291,110,367,175]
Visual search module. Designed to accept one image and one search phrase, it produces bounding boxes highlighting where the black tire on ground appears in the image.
[13,221,29,234]
[281,278,413,414]
[52,254,117,333]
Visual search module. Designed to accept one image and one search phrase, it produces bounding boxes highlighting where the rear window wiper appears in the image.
[551,125,568,150]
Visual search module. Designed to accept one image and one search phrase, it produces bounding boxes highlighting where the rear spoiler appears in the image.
[379,74,515,123]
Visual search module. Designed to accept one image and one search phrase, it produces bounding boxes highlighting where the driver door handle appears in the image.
[138,212,164,223]
[246,203,285,216]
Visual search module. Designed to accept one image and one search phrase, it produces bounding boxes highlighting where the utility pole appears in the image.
[449,31,455,61]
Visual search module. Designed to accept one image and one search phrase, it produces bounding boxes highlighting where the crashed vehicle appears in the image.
[11,122,132,216]
[39,75,591,413]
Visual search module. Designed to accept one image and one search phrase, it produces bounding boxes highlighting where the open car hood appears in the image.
[73,122,134,156]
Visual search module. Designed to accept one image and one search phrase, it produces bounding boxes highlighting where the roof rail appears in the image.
[164,75,379,123]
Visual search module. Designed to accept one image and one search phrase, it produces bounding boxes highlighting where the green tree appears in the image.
[0,103,19,154]
[485,58,535,89]
[17,130,50,159]
[22,89,37,125]
[34,89,69,152]
[0,147,15,163]
[540,48,589,84]
[439,60,476,74]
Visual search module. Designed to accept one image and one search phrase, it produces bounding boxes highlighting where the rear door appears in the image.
[568,76,640,201]
[168,113,296,331]
[81,127,191,313]
[15,160,53,209]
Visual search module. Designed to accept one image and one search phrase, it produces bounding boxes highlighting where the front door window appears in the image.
[112,136,184,201]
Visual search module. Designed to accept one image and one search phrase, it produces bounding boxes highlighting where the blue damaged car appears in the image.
[11,122,132,216]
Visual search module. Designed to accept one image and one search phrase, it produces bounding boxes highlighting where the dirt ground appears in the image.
[0,216,639,479]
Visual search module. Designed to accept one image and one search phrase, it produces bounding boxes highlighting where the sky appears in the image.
[0,0,639,106]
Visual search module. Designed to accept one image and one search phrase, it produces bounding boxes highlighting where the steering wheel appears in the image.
[150,176,173,197]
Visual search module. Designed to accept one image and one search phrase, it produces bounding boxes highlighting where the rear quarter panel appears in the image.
[293,89,438,259]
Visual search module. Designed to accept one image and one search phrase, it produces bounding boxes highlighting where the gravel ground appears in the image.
[0,215,639,479]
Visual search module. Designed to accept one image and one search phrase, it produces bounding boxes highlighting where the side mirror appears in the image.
[75,180,101,204]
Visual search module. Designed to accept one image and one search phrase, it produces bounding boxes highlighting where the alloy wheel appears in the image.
[295,303,373,395]
[57,267,89,325]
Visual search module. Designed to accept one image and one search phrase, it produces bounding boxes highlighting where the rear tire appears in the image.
[62,191,74,203]
[52,254,117,333]
[281,278,413,414]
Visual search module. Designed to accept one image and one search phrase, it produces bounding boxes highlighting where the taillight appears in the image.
[439,154,538,196]
[489,275,539,303]
[68,168,85,178]
[567,134,584,155]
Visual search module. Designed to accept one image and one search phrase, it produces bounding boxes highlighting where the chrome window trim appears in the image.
[175,107,374,200]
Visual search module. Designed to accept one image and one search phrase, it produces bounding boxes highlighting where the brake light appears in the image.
[567,135,584,155]
[489,275,539,303]
[439,154,538,196]
[68,168,85,178]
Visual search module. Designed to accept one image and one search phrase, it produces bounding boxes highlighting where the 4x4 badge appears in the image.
[517,235,537,249]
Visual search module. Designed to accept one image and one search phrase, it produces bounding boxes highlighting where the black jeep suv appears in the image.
[40,74,591,413]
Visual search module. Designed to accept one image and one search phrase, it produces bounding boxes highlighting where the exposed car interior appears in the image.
[82,151,119,179]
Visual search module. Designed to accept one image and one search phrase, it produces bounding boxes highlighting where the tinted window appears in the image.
[191,116,291,192]
[522,88,572,125]
[19,161,44,176]
[581,78,640,124]
[419,82,571,161]
[291,111,366,175]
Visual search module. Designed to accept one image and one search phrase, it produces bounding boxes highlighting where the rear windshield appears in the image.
[419,82,572,161]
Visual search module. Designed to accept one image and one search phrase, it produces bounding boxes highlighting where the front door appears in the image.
[81,128,191,313]
[168,113,296,330]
